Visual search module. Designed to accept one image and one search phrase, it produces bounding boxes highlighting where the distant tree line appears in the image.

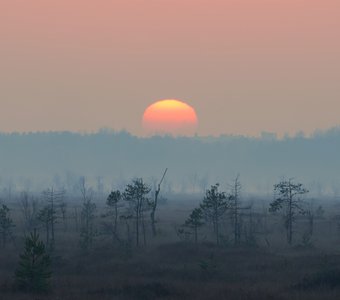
[1,128,340,194]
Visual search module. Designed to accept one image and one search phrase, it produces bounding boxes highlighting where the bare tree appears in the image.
[72,206,80,232]
[104,190,122,242]
[119,214,134,257]
[200,184,229,245]
[228,175,251,246]
[302,201,324,244]
[59,201,67,231]
[79,177,96,250]
[269,179,308,245]
[242,204,258,247]
[150,168,167,237]
[19,191,38,232]
[37,206,54,246]
[42,188,66,248]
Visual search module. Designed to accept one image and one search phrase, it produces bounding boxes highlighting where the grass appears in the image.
[1,240,340,300]
[2,197,340,299]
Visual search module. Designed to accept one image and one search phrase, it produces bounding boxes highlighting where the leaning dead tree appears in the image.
[150,168,168,237]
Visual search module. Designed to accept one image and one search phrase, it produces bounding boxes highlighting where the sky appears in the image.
[1,0,339,137]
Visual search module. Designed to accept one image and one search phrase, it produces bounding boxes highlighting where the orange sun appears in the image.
[142,99,198,136]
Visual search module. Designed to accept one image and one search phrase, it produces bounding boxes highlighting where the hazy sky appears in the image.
[1,0,339,136]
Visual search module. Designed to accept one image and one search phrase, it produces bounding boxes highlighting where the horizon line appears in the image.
[1,125,340,140]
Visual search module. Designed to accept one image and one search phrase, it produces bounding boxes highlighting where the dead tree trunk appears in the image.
[150,168,167,237]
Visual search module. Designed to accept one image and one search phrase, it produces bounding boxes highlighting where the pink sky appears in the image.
[1,0,339,136]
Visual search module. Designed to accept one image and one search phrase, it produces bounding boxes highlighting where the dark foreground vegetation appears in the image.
[1,176,340,299]
[2,241,340,300]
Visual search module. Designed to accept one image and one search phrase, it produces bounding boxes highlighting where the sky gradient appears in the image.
[1,0,339,136]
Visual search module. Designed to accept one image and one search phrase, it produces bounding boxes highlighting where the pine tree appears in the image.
[105,190,122,239]
[15,230,52,293]
[200,184,229,245]
[184,207,204,243]
[123,178,151,247]
[269,179,308,245]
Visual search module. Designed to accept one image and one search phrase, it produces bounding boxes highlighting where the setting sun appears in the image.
[142,99,198,136]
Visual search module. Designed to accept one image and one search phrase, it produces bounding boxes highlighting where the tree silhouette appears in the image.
[59,200,67,231]
[269,179,308,245]
[15,230,52,293]
[79,177,97,251]
[37,188,65,250]
[200,184,228,245]
[37,206,54,247]
[228,175,251,245]
[104,190,122,241]
[150,168,167,237]
[184,207,204,244]
[123,178,151,247]
[19,191,38,232]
